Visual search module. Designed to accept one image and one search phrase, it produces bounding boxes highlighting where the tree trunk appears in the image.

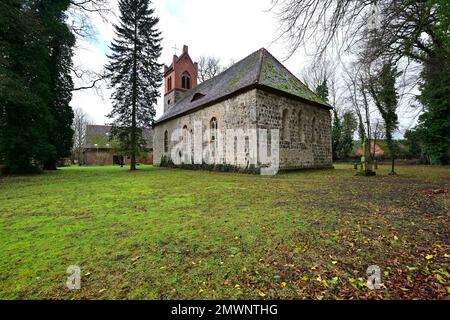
[387,138,396,175]
[390,156,396,175]
[130,7,138,171]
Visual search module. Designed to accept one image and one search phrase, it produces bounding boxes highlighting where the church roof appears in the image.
[155,48,331,125]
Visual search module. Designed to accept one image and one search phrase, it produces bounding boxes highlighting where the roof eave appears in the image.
[155,83,259,126]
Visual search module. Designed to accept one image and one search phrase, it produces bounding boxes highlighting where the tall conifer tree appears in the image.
[106,0,162,171]
[39,0,75,170]
[0,0,55,173]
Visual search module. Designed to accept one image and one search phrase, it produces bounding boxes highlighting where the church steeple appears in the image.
[163,45,198,113]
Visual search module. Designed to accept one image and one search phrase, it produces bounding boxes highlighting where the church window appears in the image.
[281,109,290,141]
[164,130,169,153]
[167,77,172,91]
[182,125,189,162]
[182,125,189,144]
[210,117,218,143]
[182,72,191,89]
[210,117,218,157]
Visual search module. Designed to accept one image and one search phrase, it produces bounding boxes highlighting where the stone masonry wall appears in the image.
[154,89,258,166]
[153,88,332,170]
[255,90,332,169]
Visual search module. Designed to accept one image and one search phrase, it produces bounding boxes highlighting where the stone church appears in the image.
[153,45,332,171]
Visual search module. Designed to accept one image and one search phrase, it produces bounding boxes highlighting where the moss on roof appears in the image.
[259,51,330,106]
[156,48,331,124]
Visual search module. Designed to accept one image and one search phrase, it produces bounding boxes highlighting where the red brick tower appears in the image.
[163,45,198,113]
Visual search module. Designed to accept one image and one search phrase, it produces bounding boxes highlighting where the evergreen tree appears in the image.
[106,0,162,171]
[331,109,341,161]
[315,79,329,102]
[39,0,75,170]
[416,49,450,165]
[339,111,357,159]
[404,129,424,161]
[368,62,400,175]
[0,0,55,173]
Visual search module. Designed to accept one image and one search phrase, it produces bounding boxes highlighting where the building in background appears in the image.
[83,125,153,166]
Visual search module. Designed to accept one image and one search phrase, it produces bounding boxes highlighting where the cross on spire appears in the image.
[172,44,179,55]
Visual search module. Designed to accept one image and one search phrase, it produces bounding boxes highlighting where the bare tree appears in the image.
[300,57,344,108]
[68,0,111,92]
[271,0,376,59]
[301,58,334,91]
[344,63,378,175]
[197,56,223,82]
[72,68,107,93]
[271,1,442,62]
[68,0,111,38]
[372,118,385,159]
[72,108,92,165]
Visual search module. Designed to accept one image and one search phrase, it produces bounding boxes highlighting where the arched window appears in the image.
[311,117,316,144]
[190,129,194,163]
[167,77,172,91]
[182,125,189,162]
[210,117,218,144]
[281,109,290,141]
[210,117,218,157]
[182,125,188,141]
[164,130,169,153]
[298,110,304,143]
[181,72,191,89]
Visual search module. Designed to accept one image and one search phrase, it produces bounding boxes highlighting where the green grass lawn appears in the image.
[0,164,449,299]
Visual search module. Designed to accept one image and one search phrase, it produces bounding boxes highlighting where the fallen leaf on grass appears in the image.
[435,274,446,284]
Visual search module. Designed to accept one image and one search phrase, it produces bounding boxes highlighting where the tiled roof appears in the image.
[155,48,331,124]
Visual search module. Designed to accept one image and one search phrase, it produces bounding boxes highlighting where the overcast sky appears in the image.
[71,0,318,124]
[71,0,419,136]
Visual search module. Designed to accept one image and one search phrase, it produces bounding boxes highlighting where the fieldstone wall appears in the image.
[154,89,258,167]
[255,90,332,169]
[153,88,332,170]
